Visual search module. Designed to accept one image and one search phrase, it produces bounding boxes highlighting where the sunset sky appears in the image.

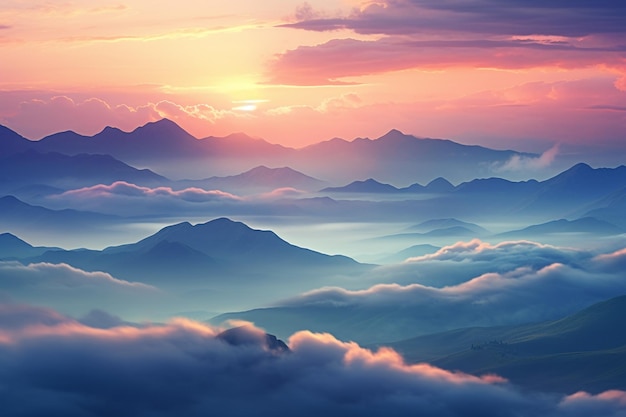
[1,0,625,152]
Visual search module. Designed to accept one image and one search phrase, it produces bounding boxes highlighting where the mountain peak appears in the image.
[131,118,195,138]
[378,128,410,141]
[98,126,124,135]
[217,326,290,353]
[0,232,32,248]
[321,178,399,193]
[569,162,593,172]
[426,177,455,192]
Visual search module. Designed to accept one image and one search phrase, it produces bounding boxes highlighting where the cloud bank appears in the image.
[276,1,626,86]
[0,261,164,318]
[271,240,626,337]
[1,303,625,417]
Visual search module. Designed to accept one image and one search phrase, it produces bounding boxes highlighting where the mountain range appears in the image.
[0,150,166,194]
[7,218,370,310]
[177,165,325,194]
[0,195,118,230]
[0,119,546,184]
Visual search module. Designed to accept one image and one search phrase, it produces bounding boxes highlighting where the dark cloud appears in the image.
[2,303,626,416]
[283,0,626,37]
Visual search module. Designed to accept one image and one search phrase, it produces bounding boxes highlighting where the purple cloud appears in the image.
[272,1,626,85]
[283,1,626,37]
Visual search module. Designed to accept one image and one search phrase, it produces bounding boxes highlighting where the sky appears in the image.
[1,0,625,152]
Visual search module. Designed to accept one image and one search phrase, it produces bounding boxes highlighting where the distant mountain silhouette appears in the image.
[321,177,456,194]
[424,163,626,220]
[321,178,399,194]
[294,128,537,184]
[0,125,32,156]
[0,195,118,230]
[179,165,325,194]
[372,219,488,244]
[386,295,626,393]
[0,232,59,259]
[36,119,200,158]
[497,217,625,238]
[0,150,166,193]
[375,244,440,264]
[0,122,541,184]
[32,119,294,176]
[424,177,455,193]
[583,186,626,228]
[377,227,481,242]
[519,163,626,214]
[21,218,369,296]
[408,218,488,235]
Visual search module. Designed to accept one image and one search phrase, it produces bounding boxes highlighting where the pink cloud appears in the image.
[61,181,242,202]
[3,95,160,139]
[268,37,626,86]
[1,75,625,151]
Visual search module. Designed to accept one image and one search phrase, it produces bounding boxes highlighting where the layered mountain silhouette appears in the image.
[385,295,626,393]
[497,217,625,238]
[0,150,166,193]
[321,177,456,194]
[321,179,400,194]
[374,244,441,264]
[0,120,543,184]
[0,232,59,259]
[583,187,626,228]
[408,218,489,234]
[16,218,368,292]
[0,195,118,229]
[293,128,540,184]
[178,165,325,194]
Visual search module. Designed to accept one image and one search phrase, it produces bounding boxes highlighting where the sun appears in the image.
[231,99,268,112]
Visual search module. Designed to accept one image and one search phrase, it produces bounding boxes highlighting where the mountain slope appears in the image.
[179,165,325,193]
[0,150,167,192]
[25,218,368,289]
[295,129,537,184]
[519,163,626,214]
[0,195,118,229]
[498,217,625,238]
[407,218,489,234]
[35,119,199,158]
[385,295,626,393]
[0,125,32,156]
[0,233,59,259]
